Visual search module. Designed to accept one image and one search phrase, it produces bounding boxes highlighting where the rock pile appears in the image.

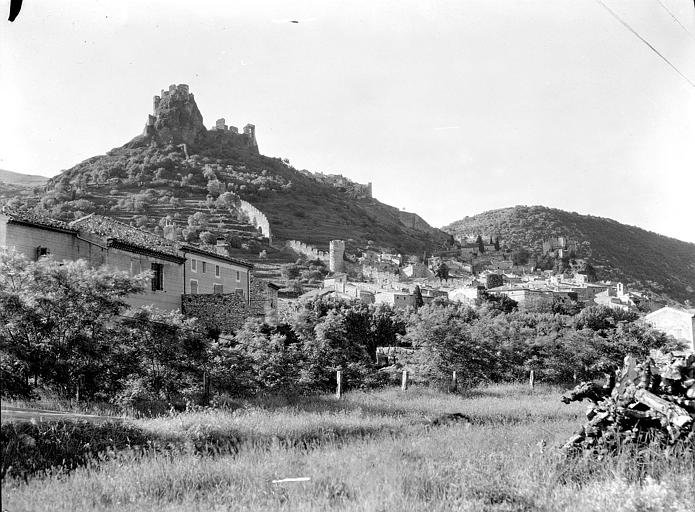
[561,351,695,453]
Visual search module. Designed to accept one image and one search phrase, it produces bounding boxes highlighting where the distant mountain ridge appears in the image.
[0,169,47,187]
[443,205,695,304]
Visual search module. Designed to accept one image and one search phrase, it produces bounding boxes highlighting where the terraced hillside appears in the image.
[9,84,450,258]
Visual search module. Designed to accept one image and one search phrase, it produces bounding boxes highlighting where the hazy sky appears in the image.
[2,0,694,243]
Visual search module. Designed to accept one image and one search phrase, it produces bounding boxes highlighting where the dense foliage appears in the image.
[1,251,682,405]
[405,301,682,387]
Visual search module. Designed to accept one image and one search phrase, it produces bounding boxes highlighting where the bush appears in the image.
[1,420,149,479]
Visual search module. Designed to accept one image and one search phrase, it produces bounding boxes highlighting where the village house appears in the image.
[644,307,695,351]
[486,285,554,306]
[419,287,449,304]
[448,286,482,304]
[0,208,279,332]
[374,290,416,309]
[1,209,187,312]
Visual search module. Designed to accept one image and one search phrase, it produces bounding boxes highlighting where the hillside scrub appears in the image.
[7,133,450,253]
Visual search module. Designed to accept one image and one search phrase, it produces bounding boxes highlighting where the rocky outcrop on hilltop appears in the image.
[144,84,205,146]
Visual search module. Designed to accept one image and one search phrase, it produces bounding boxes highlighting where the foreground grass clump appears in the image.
[1,421,149,479]
[3,385,694,511]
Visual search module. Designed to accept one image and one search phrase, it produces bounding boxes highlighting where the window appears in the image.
[215,265,220,277]
[202,261,207,273]
[151,263,164,291]
[190,280,198,294]
[36,246,49,260]
[191,259,197,272]
[213,284,223,294]
[236,271,241,282]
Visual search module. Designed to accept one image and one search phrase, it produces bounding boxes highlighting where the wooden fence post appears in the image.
[451,371,458,393]
[529,370,535,389]
[336,370,342,399]
[401,370,408,391]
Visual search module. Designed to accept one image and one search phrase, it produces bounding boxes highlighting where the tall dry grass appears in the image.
[3,384,693,511]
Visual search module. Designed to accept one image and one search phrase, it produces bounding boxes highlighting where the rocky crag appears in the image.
[10,84,450,261]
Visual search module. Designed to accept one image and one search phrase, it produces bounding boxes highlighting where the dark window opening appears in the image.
[36,246,49,260]
[151,263,164,291]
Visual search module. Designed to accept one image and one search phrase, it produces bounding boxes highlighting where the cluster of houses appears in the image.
[297,244,694,351]
[0,207,280,334]
[3,208,692,351]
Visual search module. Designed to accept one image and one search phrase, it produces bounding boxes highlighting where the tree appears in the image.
[0,250,149,399]
[199,231,217,245]
[486,274,503,289]
[476,234,485,253]
[206,179,225,198]
[494,237,500,251]
[434,262,449,283]
[118,307,208,403]
[280,263,301,282]
[511,248,530,266]
[413,285,424,309]
[215,191,240,211]
[229,319,304,394]
[299,309,380,391]
[404,302,493,388]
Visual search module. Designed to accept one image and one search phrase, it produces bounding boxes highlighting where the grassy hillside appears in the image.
[444,205,695,304]
[0,169,47,187]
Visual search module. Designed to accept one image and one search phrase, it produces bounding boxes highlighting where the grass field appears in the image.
[2,385,694,511]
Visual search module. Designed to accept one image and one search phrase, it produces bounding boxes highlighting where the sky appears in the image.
[2,0,695,243]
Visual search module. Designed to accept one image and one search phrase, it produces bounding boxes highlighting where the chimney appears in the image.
[215,237,229,257]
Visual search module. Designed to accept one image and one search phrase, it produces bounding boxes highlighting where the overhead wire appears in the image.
[656,0,695,42]
[595,0,695,88]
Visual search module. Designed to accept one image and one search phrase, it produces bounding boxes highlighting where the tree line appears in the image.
[0,250,682,408]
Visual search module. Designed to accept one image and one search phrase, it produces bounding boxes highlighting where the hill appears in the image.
[6,84,450,258]
[0,169,48,187]
[443,205,695,304]
[0,170,47,204]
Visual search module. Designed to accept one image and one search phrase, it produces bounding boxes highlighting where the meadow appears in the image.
[2,384,694,512]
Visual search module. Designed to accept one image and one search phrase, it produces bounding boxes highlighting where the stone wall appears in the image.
[249,276,279,323]
[239,200,272,242]
[398,211,434,232]
[286,240,329,262]
[181,293,255,334]
[182,276,279,333]
[361,264,402,288]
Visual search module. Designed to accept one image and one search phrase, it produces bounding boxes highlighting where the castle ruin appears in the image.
[144,84,258,152]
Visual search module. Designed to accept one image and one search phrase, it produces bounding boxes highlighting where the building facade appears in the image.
[644,307,695,351]
[1,209,259,323]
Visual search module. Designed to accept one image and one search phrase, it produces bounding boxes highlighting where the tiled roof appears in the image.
[2,206,77,233]
[70,214,180,257]
[5,209,254,268]
[179,244,253,269]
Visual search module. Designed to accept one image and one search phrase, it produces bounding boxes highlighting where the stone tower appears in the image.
[329,240,345,273]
